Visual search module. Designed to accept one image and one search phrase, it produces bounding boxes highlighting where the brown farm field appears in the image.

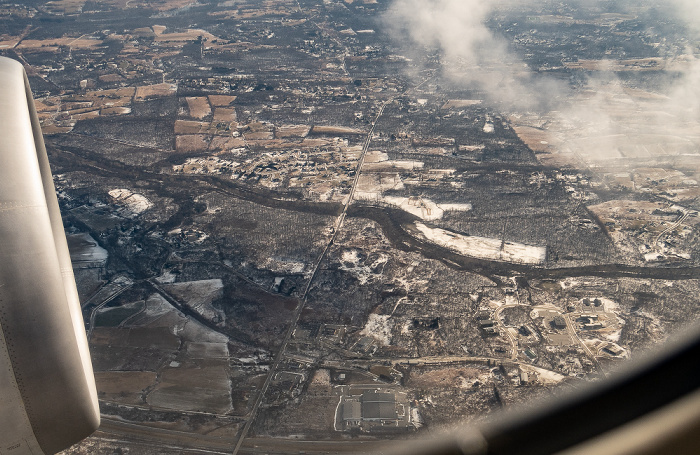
[186,97,212,119]
[147,360,232,414]
[95,371,157,405]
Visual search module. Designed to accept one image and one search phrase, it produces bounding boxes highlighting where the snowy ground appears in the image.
[262,257,307,275]
[108,188,153,216]
[353,192,471,221]
[410,407,423,428]
[522,365,567,384]
[162,279,226,323]
[580,297,619,313]
[354,151,471,220]
[360,314,393,346]
[604,329,622,343]
[339,249,388,285]
[414,223,546,264]
[383,197,472,221]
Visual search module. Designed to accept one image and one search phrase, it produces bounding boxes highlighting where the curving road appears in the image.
[494,301,528,360]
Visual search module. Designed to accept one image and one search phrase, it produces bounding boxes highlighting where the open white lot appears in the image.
[414,223,546,264]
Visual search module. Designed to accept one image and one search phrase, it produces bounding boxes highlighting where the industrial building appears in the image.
[338,389,411,431]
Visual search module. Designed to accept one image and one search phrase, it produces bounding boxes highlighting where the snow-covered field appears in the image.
[353,173,405,200]
[414,223,546,264]
[163,279,226,323]
[383,197,472,221]
[108,188,152,216]
[354,190,471,221]
[354,151,471,220]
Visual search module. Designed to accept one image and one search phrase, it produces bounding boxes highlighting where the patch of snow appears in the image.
[600,298,619,312]
[142,293,172,318]
[155,270,177,284]
[360,314,393,346]
[486,299,504,309]
[179,318,228,343]
[238,357,258,364]
[263,257,307,274]
[341,249,362,267]
[559,278,580,290]
[390,297,407,316]
[582,297,619,312]
[526,366,566,384]
[604,329,622,343]
[364,150,389,163]
[186,341,229,358]
[505,295,519,306]
[438,203,473,212]
[410,407,423,428]
[459,145,486,152]
[96,300,143,321]
[108,188,152,216]
[354,174,405,201]
[644,252,665,262]
[339,252,388,285]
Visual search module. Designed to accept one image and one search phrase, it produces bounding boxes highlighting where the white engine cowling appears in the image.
[0,56,100,455]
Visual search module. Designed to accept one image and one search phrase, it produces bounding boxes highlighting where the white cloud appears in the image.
[384,0,700,161]
[385,0,565,110]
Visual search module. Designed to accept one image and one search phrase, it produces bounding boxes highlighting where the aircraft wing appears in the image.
[0,56,100,455]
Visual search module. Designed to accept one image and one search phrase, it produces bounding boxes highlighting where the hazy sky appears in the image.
[385,0,697,107]
[383,0,700,161]
[384,0,566,110]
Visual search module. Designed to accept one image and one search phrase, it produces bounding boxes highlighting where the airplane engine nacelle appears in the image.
[0,57,100,454]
